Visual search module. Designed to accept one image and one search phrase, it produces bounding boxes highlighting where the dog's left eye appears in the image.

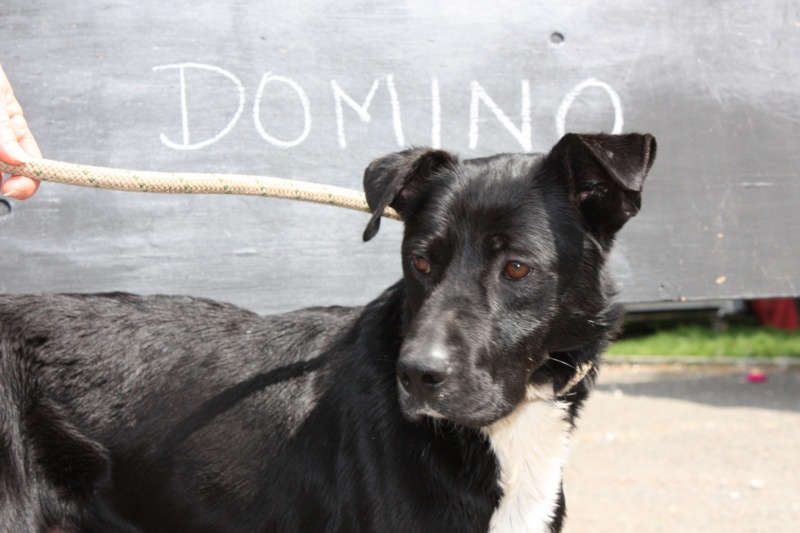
[504,261,532,280]
[412,255,432,274]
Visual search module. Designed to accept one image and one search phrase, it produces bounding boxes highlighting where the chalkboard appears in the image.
[1,0,799,314]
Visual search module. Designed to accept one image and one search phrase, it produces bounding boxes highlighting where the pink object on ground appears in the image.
[746,370,767,383]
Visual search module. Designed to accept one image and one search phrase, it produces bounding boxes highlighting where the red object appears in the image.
[747,370,767,383]
[749,299,799,331]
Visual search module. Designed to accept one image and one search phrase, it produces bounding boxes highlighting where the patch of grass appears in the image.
[607,324,800,358]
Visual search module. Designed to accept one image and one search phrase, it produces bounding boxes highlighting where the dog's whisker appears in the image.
[547,357,576,370]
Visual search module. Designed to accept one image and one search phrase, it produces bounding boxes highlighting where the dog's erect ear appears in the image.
[362,148,455,241]
[548,133,657,242]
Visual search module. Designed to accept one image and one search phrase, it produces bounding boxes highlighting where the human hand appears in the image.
[0,64,42,200]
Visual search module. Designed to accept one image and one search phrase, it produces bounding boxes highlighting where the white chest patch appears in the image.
[482,386,572,533]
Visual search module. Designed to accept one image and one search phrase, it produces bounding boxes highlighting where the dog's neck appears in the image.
[482,385,572,533]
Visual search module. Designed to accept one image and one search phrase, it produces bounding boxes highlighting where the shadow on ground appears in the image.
[594,364,800,412]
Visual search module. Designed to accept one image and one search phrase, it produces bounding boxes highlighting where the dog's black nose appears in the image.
[397,360,448,398]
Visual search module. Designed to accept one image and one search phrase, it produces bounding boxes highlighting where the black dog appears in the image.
[0,133,656,533]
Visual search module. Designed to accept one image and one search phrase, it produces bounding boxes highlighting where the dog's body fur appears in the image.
[0,133,655,532]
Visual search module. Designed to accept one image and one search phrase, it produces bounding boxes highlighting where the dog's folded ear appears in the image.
[548,133,657,243]
[362,148,455,241]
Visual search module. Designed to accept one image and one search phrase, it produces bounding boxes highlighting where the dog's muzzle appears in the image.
[397,358,447,398]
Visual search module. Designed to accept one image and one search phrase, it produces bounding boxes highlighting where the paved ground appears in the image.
[562,362,800,533]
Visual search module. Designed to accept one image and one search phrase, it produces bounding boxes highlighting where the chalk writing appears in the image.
[331,79,381,149]
[153,64,623,153]
[431,78,442,149]
[556,78,623,139]
[153,63,245,151]
[469,80,532,152]
[386,75,405,147]
[253,72,311,148]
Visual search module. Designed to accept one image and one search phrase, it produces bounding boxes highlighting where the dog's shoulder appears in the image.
[0,299,113,530]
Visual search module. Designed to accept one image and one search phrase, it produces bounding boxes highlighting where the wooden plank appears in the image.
[1,0,798,313]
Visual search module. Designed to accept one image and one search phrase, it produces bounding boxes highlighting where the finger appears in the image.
[11,113,42,158]
[0,108,32,165]
[0,67,39,164]
[1,174,39,200]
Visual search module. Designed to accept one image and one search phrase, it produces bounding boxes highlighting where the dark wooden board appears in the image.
[1,0,799,314]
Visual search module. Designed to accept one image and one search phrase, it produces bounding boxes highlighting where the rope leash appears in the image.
[0,158,402,221]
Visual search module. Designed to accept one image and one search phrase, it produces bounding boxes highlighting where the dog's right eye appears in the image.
[504,261,532,280]
[411,255,431,274]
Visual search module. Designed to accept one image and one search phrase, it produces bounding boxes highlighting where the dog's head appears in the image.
[363,133,656,427]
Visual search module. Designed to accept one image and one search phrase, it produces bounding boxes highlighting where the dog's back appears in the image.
[0,293,360,531]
